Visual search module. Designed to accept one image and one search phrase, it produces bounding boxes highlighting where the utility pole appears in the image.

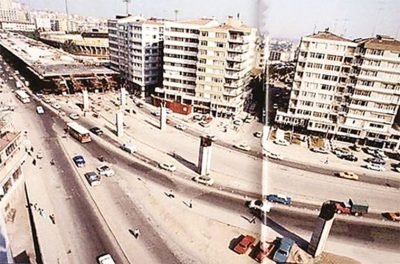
[123,0,131,15]
[64,0,69,32]
[174,9,179,21]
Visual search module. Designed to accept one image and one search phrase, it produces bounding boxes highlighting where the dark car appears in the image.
[72,155,86,167]
[341,154,358,162]
[265,194,292,205]
[90,127,103,136]
[366,157,385,165]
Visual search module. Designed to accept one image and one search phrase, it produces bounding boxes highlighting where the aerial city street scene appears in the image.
[0,0,399,263]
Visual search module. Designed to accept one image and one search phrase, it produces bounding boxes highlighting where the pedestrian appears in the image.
[49,214,55,224]
[324,157,329,164]
[50,159,55,166]
[168,190,175,198]
[133,228,140,238]
[34,203,38,210]
[189,199,192,208]
[250,216,256,224]
[39,208,43,216]
[30,146,34,152]
[32,159,36,166]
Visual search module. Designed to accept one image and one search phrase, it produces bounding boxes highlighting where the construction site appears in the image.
[0,31,118,94]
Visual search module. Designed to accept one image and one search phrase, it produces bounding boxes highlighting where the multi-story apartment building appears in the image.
[156,16,257,117]
[108,15,164,97]
[275,30,400,150]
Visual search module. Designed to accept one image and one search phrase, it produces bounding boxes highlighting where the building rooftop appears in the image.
[0,132,18,154]
[307,29,351,42]
[179,18,216,26]
[356,35,400,52]
[0,32,117,78]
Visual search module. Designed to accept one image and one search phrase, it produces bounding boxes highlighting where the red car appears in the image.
[383,212,400,222]
[233,235,256,254]
[255,241,275,262]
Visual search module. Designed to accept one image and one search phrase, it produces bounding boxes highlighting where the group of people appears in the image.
[28,203,55,225]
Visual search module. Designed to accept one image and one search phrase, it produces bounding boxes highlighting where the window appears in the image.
[200,40,208,46]
[216,42,225,48]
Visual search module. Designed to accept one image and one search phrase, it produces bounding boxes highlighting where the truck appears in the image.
[327,199,369,216]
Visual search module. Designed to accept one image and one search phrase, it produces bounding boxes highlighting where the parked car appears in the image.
[51,103,61,109]
[72,155,86,167]
[273,139,289,146]
[338,171,359,181]
[85,171,100,186]
[97,253,116,264]
[69,113,79,120]
[234,143,251,151]
[193,114,203,121]
[341,154,358,162]
[254,131,263,138]
[96,165,115,177]
[366,157,385,165]
[233,119,243,126]
[365,146,378,155]
[36,106,44,114]
[199,121,210,128]
[248,199,271,213]
[136,102,144,108]
[206,135,218,142]
[327,199,369,216]
[332,147,350,156]
[272,237,294,263]
[90,127,103,136]
[310,147,329,154]
[382,212,400,222]
[121,143,137,154]
[351,144,362,152]
[374,153,388,160]
[265,194,292,205]
[233,235,256,254]
[193,175,214,186]
[159,162,176,172]
[366,163,385,171]
[266,152,283,160]
[175,123,187,131]
[151,110,160,117]
[255,241,275,263]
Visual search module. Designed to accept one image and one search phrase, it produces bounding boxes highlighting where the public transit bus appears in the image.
[67,122,92,143]
[15,90,31,103]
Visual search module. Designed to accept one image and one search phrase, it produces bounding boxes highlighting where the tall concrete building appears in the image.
[275,30,400,150]
[108,15,164,97]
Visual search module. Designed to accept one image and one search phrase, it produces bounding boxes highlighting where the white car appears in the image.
[151,110,160,117]
[175,123,187,131]
[248,199,271,213]
[254,131,263,138]
[51,103,61,109]
[266,152,283,160]
[273,139,289,146]
[36,106,44,114]
[233,119,243,126]
[234,143,251,151]
[97,254,115,264]
[207,135,218,142]
[96,165,115,177]
[121,143,137,154]
[366,163,385,172]
[193,175,214,186]
[159,162,176,172]
[69,113,79,120]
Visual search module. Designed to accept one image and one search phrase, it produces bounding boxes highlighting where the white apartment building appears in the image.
[0,20,35,31]
[275,30,400,150]
[108,15,164,97]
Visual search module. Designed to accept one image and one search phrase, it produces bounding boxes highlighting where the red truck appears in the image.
[327,199,369,216]
[255,241,275,262]
[233,235,256,254]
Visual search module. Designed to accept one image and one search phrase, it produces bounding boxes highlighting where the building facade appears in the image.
[275,30,400,150]
[108,15,164,97]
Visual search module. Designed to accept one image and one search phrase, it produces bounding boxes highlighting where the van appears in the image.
[121,143,137,154]
[36,106,44,114]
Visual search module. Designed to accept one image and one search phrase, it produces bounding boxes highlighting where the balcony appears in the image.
[227,46,244,53]
[227,55,244,62]
[225,72,240,79]
[0,146,27,182]
[223,89,242,97]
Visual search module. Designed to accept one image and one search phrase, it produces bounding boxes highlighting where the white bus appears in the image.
[67,122,92,143]
[15,90,30,103]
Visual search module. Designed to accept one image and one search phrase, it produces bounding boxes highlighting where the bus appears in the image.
[15,90,30,103]
[67,122,92,143]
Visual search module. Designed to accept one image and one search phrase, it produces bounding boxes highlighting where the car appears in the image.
[175,123,187,131]
[96,165,115,177]
[234,143,251,151]
[366,163,385,171]
[151,110,160,117]
[266,152,283,160]
[366,157,385,165]
[43,97,52,103]
[51,103,61,109]
[338,171,359,181]
[255,241,275,262]
[199,121,210,127]
[90,127,103,136]
[395,166,400,173]
[272,237,294,263]
[273,139,289,146]
[69,113,79,120]
[97,254,115,264]
[382,212,400,222]
[159,162,176,172]
[193,175,214,186]
[340,153,358,162]
[36,106,44,114]
[165,108,172,114]
[332,147,350,156]
[85,171,101,186]
[72,155,86,167]
[374,149,385,157]
[233,119,243,126]
[203,134,218,142]
[254,131,263,138]
[136,102,144,108]
[351,144,362,152]
[121,143,137,154]
[374,153,388,160]
[311,147,329,154]
[265,194,292,205]
[193,114,203,121]
[248,199,271,213]
[365,146,378,155]
[233,235,256,254]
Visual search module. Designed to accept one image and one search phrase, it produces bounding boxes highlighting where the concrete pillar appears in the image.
[198,136,212,176]
[160,104,167,130]
[120,87,127,106]
[116,112,124,137]
[82,90,89,111]
[308,202,336,257]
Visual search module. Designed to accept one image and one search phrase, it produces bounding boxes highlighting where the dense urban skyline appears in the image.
[19,0,400,40]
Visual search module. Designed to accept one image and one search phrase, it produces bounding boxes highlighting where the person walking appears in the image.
[189,199,192,208]
[133,228,140,238]
[167,190,175,198]
[250,216,256,224]
[32,159,36,166]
